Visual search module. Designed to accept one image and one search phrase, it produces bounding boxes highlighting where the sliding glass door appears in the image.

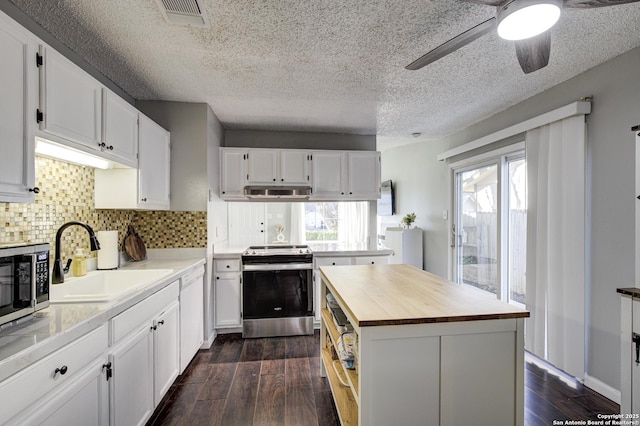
[452,151,526,305]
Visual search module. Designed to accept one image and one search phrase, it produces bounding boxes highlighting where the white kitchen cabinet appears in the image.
[153,301,180,405]
[310,151,345,198]
[109,322,155,426]
[310,151,381,200]
[19,358,109,426]
[179,266,205,373]
[280,150,311,184]
[39,45,103,149]
[0,11,37,203]
[108,281,180,426]
[220,148,247,199]
[94,113,170,210]
[102,88,138,168]
[247,149,278,184]
[214,258,242,328]
[346,151,381,199]
[0,325,108,424]
[246,149,310,185]
[138,113,170,209]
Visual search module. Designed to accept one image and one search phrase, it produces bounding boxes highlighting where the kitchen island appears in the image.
[319,264,530,426]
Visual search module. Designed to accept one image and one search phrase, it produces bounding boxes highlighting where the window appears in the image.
[304,202,369,244]
[451,146,526,306]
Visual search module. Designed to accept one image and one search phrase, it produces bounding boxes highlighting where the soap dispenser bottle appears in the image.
[72,248,87,277]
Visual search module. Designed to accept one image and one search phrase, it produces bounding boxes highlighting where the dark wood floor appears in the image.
[148,331,618,426]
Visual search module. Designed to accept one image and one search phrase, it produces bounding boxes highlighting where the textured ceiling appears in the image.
[8,0,640,150]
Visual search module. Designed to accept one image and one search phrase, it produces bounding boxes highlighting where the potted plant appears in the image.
[401,212,416,228]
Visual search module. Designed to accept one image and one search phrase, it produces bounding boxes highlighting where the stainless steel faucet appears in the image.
[52,221,101,284]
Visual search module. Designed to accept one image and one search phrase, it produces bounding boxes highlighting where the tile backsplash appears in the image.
[0,156,206,262]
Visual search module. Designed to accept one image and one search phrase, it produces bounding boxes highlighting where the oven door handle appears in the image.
[243,263,313,271]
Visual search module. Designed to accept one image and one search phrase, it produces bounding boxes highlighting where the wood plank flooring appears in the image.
[148,331,618,426]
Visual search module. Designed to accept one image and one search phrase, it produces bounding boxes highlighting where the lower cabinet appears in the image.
[21,359,110,426]
[214,258,242,328]
[1,270,206,426]
[0,325,109,425]
[154,301,180,404]
[109,323,155,426]
[108,281,180,426]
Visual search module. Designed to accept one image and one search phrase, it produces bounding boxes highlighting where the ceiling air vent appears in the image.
[155,0,210,28]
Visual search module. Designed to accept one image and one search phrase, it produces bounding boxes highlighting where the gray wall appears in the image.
[225,129,376,151]
[381,46,640,392]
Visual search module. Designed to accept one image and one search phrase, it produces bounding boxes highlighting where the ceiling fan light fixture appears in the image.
[497,0,561,41]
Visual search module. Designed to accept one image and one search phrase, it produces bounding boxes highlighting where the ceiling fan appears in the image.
[406,0,640,74]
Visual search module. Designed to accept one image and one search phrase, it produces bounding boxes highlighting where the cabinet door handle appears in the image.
[102,362,112,380]
[54,365,68,376]
[28,187,40,194]
[633,333,640,364]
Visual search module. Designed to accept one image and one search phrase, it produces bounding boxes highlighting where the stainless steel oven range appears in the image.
[241,245,313,338]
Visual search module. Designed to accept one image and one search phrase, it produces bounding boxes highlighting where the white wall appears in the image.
[381,46,640,393]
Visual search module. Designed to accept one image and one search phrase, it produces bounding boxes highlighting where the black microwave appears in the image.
[0,243,50,326]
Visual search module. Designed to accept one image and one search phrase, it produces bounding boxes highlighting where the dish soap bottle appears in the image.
[72,248,87,277]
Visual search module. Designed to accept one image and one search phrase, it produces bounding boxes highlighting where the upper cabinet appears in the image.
[0,12,38,202]
[309,151,345,198]
[102,89,138,168]
[138,113,170,210]
[220,148,247,199]
[94,114,170,210]
[345,151,381,200]
[246,149,310,186]
[38,46,103,149]
[310,151,380,200]
[38,47,141,168]
[220,148,381,201]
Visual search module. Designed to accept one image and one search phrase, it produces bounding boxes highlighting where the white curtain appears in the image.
[290,203,306,245]
[338,202,369,245]
[525,114,586,379]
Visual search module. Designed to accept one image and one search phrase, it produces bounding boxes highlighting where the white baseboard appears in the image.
[584,373,621,405]
[201,330,217,349]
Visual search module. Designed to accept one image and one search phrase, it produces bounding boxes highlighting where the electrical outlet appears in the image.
[442,210,448,220]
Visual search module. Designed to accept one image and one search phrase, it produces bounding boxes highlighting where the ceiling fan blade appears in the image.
[515,30,551,73]
[406,17,496,70]
[564,0,640,8]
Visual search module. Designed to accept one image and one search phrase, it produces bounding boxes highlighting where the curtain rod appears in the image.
[437,100,591,162]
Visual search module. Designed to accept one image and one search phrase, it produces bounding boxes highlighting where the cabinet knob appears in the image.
[226,265,230,268]
[350,192,353,195]
[141,198,147,202]
[158,320,165,326]
[216,276,220,280]
[341,192,344,195]
[332,262,336,265]
[273,178,276,181]
[28,187,40,194]
[108,145,114,150]
[54,365,68,376]
[281,178,284,181]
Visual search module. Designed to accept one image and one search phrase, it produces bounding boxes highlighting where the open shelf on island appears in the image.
[321,308,359,398]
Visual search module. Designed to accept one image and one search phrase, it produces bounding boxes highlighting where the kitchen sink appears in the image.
[50,269,173,303]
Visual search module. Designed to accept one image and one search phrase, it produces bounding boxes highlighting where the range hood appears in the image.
[244,186,312,199]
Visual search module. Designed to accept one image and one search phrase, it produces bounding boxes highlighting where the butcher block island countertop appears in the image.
[320,264,529,327]
[318,264,529,426]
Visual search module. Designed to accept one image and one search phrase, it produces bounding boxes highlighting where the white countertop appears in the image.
[0,257,205,382]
